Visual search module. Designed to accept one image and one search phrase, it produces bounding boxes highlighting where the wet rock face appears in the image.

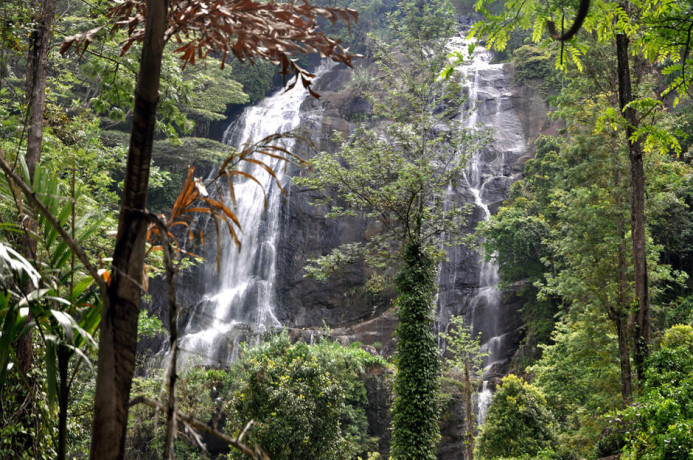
[273,54,550,348]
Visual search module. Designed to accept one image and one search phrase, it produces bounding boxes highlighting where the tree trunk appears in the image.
[12,3,56,456]
[25,0,55,179]
[89,0,167,458]
[57,344,69,460]
[614,146,633,403]
[614,315,633,403]
[16,0,57,383]
[463,361,474,460]
[391,241,440,460]
[161,230,179,460]
[615,30,650,382]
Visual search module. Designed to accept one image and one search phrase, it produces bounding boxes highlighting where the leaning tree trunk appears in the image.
[89,0,168,458]
[616,30,650,382]
[462,361,475,460]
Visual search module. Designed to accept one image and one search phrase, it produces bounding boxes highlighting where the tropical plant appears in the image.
[620,332,693,459]
[0,157,103,460]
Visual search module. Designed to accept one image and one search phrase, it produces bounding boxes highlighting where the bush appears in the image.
[620,339,693,459]
[660,324,693,351]
[224,333,387,459]
[125,333,387,459]
[476,374,558,459]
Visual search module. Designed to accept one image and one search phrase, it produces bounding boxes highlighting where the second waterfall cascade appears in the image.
[177,62,334,367]
[437,38,527,423]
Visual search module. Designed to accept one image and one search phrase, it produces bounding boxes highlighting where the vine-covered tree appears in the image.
[295,0,488,457]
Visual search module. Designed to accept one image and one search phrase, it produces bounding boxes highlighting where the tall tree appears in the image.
[12,1,57,455]
[60,1,357,457]
[14,0,57,383]
[470,0,691,382]
[296,1,487,456]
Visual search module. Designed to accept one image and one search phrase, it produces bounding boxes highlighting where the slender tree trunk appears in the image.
[614,147,633,403]
[16,0,57,383]
[89,0,167,458]
[57,344,69,460]
[161,229,179,460]
[25,0,55,179]
[615,30,650,382]
[463,361,474,460]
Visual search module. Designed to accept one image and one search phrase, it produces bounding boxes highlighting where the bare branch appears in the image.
[128,396,266,459]
[547,0,590,41]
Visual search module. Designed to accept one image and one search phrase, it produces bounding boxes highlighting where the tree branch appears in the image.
[128,396,266,459]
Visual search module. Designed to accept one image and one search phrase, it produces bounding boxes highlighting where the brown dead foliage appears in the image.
[61,0,358,96]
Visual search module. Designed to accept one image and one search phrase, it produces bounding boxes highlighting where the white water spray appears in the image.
[445,38,527,423]
[178,62,333,367]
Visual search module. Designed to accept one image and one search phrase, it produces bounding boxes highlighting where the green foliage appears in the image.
[183,57,249,124]
[127,368,225,458]
[660,324,693,351]
[440,315,486,376]
[512,44,563,97]
[225,333,386,459]
[476,374,557,459]
[620,340,693,459]
[137,310,165,342]
[228,59,278,105]
[126,337,388,459]
[530,319,622,453]
[391,242,440,460]
[0,363,58,459]
[296,0,487,278]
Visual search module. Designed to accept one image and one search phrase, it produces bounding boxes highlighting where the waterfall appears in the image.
[441,38,527,423]
[177,62,333,367]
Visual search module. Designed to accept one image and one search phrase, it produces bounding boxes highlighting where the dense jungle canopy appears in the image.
[0,0,692,458]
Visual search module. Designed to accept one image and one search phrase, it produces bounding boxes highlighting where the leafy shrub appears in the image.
[223,332,387,459]
[660,324,693,351]
[621,341,693,459]
[125,334,387,459]
[476,374,558,459]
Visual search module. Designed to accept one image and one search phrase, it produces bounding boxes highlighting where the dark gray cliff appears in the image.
[273,57,555,366]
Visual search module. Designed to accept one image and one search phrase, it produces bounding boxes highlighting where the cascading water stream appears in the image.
[442,37,527,423]
[177,62,333,368]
